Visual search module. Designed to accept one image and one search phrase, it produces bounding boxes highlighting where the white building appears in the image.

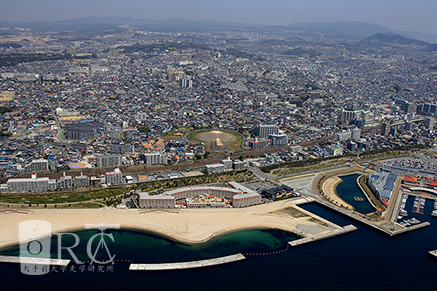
[2,174,56,193]
[143,152,168,165]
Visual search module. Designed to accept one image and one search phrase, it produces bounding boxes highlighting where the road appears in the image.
[52,110,68,144]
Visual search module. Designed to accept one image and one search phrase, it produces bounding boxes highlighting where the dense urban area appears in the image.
[0,19,435,210]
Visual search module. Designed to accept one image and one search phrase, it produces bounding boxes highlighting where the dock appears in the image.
[0,255,70,266]
[129,253,245,271]
[288,225,357,247]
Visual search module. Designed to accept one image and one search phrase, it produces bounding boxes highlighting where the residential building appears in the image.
[105,168,123,186]
[96,155,122,168]
[110,144,134,155]
[251,124,279,138]
[205,164,226,175]
[269,133,288,146]
[2,174,56,193]
[142,152,167,165]
[25,159,49,172]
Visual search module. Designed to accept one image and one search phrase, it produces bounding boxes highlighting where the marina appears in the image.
[412,196,425,214]
[353,197,365,202]
[432,201,437,217]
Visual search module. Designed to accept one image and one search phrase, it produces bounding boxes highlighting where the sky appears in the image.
[1,0,436,34]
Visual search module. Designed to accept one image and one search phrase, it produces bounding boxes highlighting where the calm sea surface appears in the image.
[335,174,375,214]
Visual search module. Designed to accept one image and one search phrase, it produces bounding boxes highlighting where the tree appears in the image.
[138,126,150,133]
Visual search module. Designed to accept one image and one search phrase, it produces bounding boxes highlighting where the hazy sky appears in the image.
[1,0,436,34]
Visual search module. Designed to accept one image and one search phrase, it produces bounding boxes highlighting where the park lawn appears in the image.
[187,129,244,152]
[0,187,131,205]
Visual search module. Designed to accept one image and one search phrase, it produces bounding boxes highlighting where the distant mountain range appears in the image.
[290,21,396,38]
[361,32,430,46]
[0,17,436,44]
[289,21,437,43]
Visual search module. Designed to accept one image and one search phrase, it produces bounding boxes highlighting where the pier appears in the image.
[288,225,357,247]
[129,253,245,271]
[312,198,429,236]
[428,250,437,259]
[0,255,70,266]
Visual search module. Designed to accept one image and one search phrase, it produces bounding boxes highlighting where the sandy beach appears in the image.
[0,198,340,249]
[323,177,354,209]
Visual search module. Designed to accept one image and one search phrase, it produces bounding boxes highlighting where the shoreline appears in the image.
[0,199,340,250]
[322,176,354,209]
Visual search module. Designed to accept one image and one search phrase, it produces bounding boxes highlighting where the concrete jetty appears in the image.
[292,197,315,206]
[289,225,357,247]
[129,253,245,271]
[312,199,429,236]
[391,222,430,235]
[0,255,70,266]
[428,250,437,259]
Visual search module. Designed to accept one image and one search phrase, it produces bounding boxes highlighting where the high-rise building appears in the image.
[424,117,435,130]
[109,129,121,141]
[96,155,122,168]
[25,159,49,172]
[110,144,134,155]
[347,141,358,151]
[57,173,72,189]
[204,164,226,175]
[142,152,167,165]
[381,122,390,137]
[74,174,90,188]
[221,158,233,170]
[180,78,193,88]
[335,131,352,142]
[2,174,56,193]
[251,124,279,138]
[269,133,288,146]
[105,168,123,186]
[64,121,103,140]
[232,160,245,171]
[351,128,361,141]
[402,102,417,114]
